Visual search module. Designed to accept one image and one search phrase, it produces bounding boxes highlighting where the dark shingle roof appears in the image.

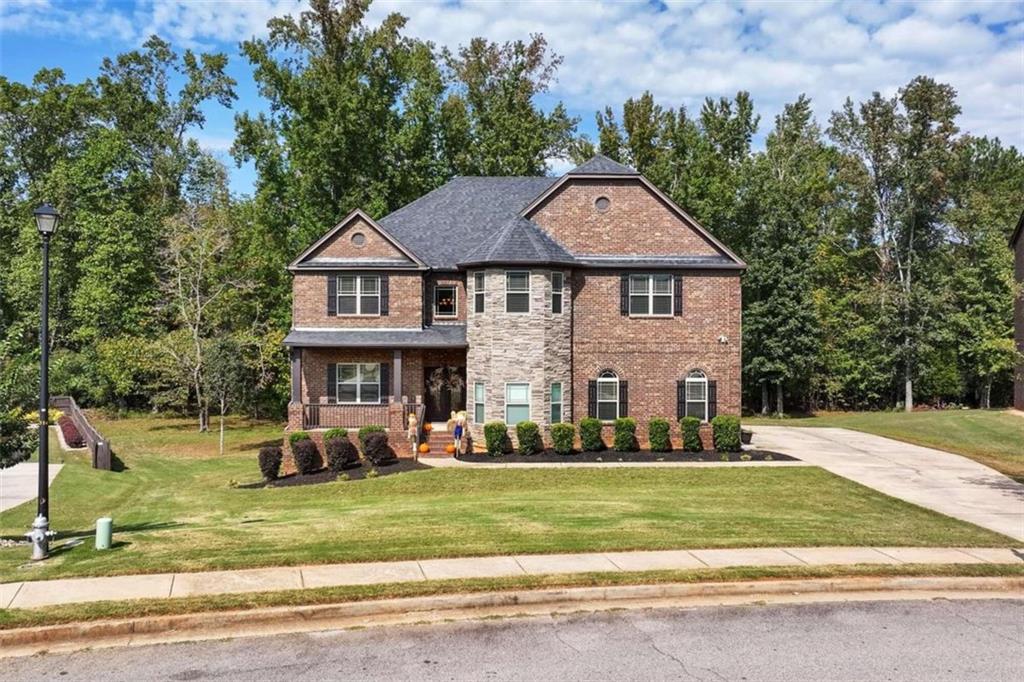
[567,153,639,176]
[458,216,575,267]
[573,254,742,269]
[378,176,557,269]
[284,326,466,348]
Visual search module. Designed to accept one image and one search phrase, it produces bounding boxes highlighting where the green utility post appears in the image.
[95,517,112,550]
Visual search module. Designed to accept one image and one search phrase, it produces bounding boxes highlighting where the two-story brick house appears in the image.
[284,155,745,454]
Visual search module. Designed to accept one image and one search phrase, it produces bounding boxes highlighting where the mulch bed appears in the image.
[239,459,430,489]
[455,449,795,464]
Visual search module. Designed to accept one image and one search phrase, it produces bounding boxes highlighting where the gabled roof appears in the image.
[567,153,639,176]
[288,209,427,271]
[1011,210,1023,248]
[458,216,575,267]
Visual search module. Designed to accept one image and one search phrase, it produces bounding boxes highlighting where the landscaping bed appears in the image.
[243,459,430,488]
[456,449,794,463]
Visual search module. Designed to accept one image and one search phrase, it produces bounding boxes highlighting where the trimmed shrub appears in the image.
[711,415,742,452]
[551,423,575,455]
[323,427,348,442]
[325,436,360,472]
[357,425,386,453]
[288,431,311,446]
[679,417,703,452]
[515,421,541,455]
[258,446,282,480]
[648,418,671,452]
[613,417,638,452]
[483,421,508,456]
[57,415,84,448]
[363,431,397,465]
[579,418,604,452]
[292,438,321,475]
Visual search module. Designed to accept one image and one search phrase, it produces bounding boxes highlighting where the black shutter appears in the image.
[327,363,337,403]
[620,275,629,316]
[708,380,717,420]
[673,275,683,316]
[380,363,391,403]
[619,380,628,418]
[588,380,597,418]
[423,279,432,326]
[380,275,389,316]
[677,380,685,419]
[327,275,337,316]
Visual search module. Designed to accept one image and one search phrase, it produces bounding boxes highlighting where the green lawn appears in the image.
[746,409,1024,482]
[0,414,1012,583]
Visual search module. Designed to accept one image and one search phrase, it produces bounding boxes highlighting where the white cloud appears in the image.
[2,0,1022,149]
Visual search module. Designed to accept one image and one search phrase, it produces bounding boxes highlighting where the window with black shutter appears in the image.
[380,275,389,316]
[673,275,683,316]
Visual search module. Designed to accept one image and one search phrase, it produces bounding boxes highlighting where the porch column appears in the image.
[290,347,301,403]
[392,349,402,402]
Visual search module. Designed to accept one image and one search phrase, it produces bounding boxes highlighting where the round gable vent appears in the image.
[351,232,366,247]
[595,196,611,212]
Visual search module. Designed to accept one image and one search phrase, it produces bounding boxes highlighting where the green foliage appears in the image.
[288,431,310,445]
[361,432,395,465]
[291,439,322,475]
[551,423,575,455]
[323,428,349,441]
[258,446,282,480]
[325,437,359,473]
[612,417,638,451]
[648,418,671,452]
[711,415,742,453]
[515,421,541,455]
[483,421,508,456]
[579,418,604,452]
[357,425,386,454]
[0,405,36,469]
[679,417,703,452]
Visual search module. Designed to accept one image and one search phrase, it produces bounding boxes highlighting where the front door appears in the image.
[424,366,467,422]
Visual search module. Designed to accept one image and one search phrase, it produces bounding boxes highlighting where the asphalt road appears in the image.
[4,599,1023,681]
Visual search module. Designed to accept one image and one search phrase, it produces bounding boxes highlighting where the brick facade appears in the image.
[310,216,412,261]
[292,271,422,329]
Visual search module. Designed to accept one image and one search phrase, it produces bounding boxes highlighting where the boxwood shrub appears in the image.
[288,431,311,446]
[323,427,348,441]
[515,421,541,455]
[258,445,282,480]
[325,436,360,472]
[292,438,321,474]
[613,417,638,451]
[551,423,575,455]
[363,431,397,465]
[357,425,386,454]
[711,415,742,452]
[483,421,508,456]
[579,417,604,452]
[648,418,671,452]
[679,416,703,452]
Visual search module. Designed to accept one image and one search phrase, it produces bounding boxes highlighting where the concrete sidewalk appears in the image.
[0,462,63,513]
[752,425,1024,541]
[3,546,1022,610]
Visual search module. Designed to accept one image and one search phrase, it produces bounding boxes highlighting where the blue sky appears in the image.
[3,0,1022,196]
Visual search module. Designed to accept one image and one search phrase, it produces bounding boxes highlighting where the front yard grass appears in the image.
[0,414,1013,583]
[746,409,1024,482]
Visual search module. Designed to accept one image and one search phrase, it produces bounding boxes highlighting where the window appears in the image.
[474,382,485,423]
[629,274,672,316]
[337,363,381,404]
[338,275,380,316]
[551,272,564,314]
[474,272,485,313]
[505,271,530,313]
[685,370,708,422]
[505,383,530,424]
[434,284,457,317]
[550,382,563,423]
[597,370,619,421]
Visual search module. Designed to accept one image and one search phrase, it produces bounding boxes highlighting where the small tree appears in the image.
[203,336,246,455]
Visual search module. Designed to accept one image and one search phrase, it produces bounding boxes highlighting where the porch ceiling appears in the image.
[284,325,467,349]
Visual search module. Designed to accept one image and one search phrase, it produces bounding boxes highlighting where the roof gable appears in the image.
[568,154,639,176]
[289,209,426,271]
[458,216,575,267]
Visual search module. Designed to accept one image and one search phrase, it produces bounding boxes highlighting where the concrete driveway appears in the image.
[0,462,63,513]
[752,425,1024,542]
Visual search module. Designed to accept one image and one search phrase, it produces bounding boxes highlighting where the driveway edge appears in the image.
[2,576,1021,658]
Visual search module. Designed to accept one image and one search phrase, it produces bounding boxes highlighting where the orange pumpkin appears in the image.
[445,444,456,454]
[423,423,433,433]
[418,443,430,454]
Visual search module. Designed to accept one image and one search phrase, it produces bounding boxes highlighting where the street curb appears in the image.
[2,575,1022,658]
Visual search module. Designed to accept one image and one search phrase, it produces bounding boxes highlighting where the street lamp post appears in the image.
[27,203,59,561]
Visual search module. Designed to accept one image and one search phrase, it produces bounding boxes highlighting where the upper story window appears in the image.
[434,284,457,318]
[474,272,485,313]
[338,275,380,315]
[551,272,564,314]
[629,274,672,316]
[596,370,619,421]
[685,369,709,422]
[505,271,530,313]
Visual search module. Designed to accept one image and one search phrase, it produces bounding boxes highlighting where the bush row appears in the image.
[57,414,85,448]
[261,425,396,479]
[479,416,741,455]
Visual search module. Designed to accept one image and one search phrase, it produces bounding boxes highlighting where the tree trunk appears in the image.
[904,375,914,413]
[219,397,226,456]
[775,382,784,416]
[760,382,769,416]
[981,381,992,409]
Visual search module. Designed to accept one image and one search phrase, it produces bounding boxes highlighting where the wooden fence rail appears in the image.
[50,395,111,470]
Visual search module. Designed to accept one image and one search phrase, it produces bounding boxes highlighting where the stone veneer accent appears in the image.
[466,268,571,444]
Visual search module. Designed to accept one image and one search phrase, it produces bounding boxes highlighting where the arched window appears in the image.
[685,370,708,422]
[597,370,619,421]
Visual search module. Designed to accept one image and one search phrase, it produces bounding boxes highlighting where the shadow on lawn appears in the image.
[2,521,183,544]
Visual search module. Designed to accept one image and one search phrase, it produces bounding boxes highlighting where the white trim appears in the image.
[550,381,564,423]
[337,274,381,316]
[473,271,486,314]
[473,381,486,424]
[505,270,531,314]
[685,370,709,423]
[335,362,383,405]
[288,208,427,270]
[628,273,674,317]
[433,283,459,318]
[504,381,531,424]
[596,370,619,422]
